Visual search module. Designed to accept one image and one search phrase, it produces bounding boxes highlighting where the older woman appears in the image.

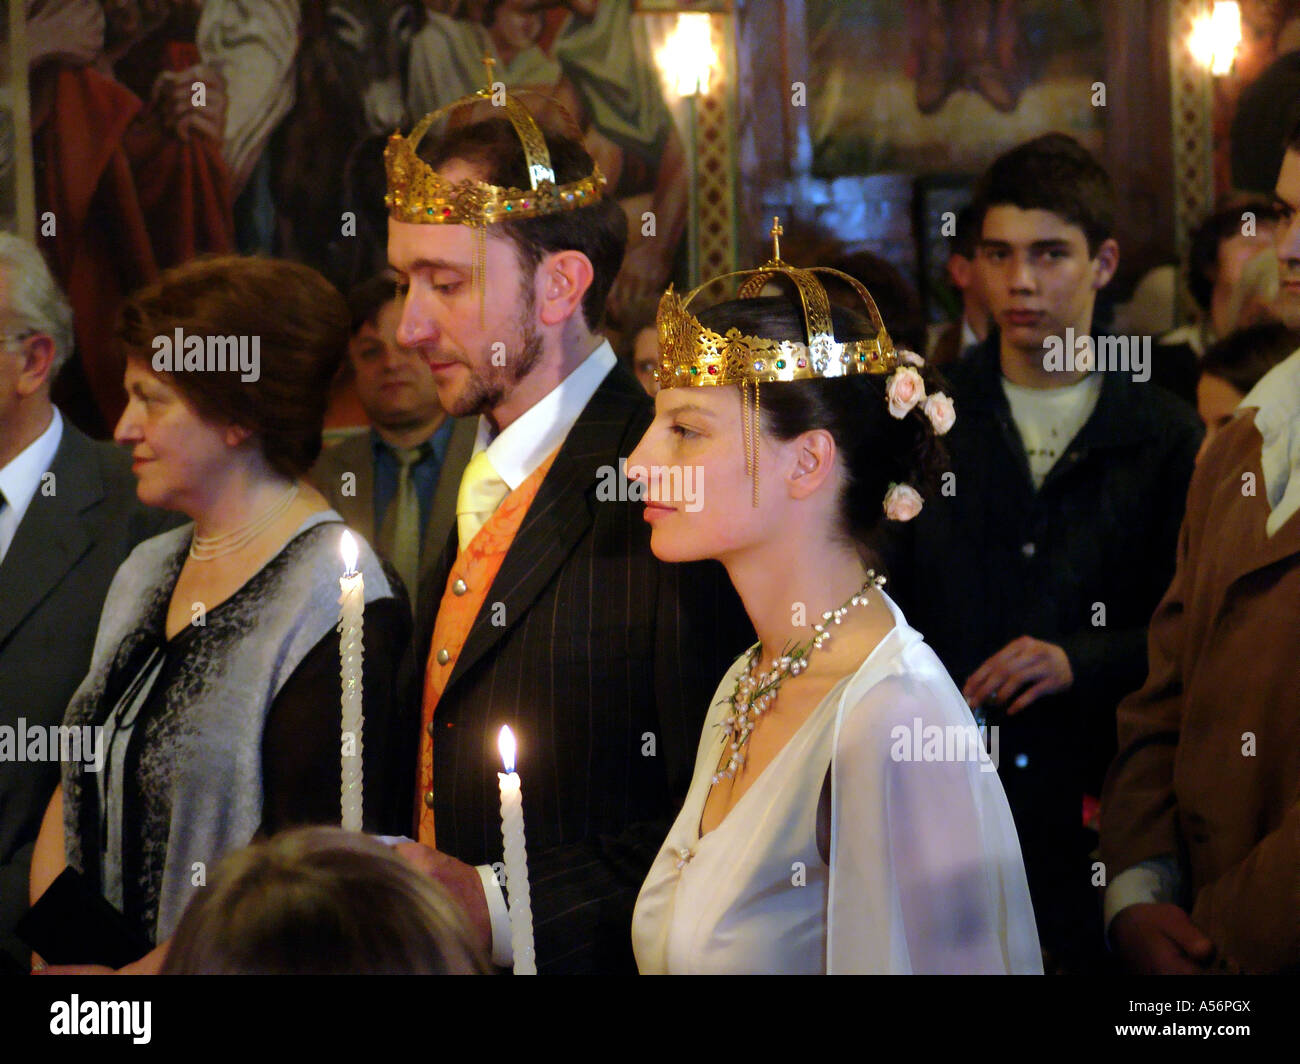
[28,256,412,972]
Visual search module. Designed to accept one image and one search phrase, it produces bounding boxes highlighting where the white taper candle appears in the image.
[497,725,536,974]
[339,531,365,831]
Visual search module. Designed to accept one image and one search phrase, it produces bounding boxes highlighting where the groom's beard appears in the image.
[448,317,545,419]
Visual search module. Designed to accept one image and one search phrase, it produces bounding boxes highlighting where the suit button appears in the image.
[452,579,467,595]
[1021,542,1036,558]
[423,790,435,808]
[436,648,450,665]
[426,720,436,737]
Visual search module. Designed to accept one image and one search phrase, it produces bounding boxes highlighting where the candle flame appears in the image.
[498,725,516,774]
[340,530,359,575]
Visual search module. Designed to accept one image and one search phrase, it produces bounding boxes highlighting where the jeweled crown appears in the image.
[655,219,898,387]
[384,58,606,227]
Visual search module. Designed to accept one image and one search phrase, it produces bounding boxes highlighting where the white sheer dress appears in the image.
[632,591,1042,974]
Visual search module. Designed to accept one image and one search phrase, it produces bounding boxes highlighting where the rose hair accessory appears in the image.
[877,359,956,521]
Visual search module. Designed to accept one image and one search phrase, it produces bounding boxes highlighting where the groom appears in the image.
[386,103,751,972]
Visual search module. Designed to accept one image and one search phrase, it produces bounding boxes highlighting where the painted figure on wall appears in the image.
[908,0,1023,115]
[405,0,688,319]
[809,0,1102,177]
[25,0,239,434]
[271,0,418,286]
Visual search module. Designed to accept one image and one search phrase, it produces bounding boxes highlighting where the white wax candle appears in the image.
[497,725,536,975]
[339,531,365,832]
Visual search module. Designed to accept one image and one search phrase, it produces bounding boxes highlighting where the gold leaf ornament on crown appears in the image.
[654,218,901,507]
[383,56,606,228]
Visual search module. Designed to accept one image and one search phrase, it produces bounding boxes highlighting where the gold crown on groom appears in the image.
[654,218,900,388]
[384,57,607,227]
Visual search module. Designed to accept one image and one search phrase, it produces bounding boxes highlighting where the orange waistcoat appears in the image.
[417,449,560,845]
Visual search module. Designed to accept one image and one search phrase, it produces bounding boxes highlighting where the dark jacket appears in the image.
[309,418,476,617]
[0,420,180,971]
[889,337,1202,952]
[413,363,753,974]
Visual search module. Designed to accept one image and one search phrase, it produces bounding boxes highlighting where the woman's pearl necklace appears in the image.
[189,483,299,561]
[711,570,886,786]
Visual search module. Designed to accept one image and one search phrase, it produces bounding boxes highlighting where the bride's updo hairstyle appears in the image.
[695,295,951,552]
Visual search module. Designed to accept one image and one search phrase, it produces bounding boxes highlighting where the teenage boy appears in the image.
[892,134,1202,972]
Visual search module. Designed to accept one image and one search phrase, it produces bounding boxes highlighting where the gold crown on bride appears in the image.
[383,57,607,227]
[654,219,950,515]
[654,218,900,388]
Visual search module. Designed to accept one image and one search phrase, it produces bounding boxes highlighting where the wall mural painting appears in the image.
[807,0,1105,178]
[19,0,686,437]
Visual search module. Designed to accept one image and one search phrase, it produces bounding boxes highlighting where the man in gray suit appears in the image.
[310,275,475,616]
[0,234,177,971]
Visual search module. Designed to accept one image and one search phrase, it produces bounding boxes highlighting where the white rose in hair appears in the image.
[922,392,956,435]
[883,482,924,521]
[885,366,926,418]
[899,349,925,367]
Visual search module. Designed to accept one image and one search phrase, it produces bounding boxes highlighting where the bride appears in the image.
[627,240,1041,974]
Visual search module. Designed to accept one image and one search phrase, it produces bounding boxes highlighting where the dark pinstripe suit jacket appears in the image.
[413,363,753,974]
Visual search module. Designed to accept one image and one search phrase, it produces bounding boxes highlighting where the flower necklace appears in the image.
[190,483,299,561]
[711,570,886,786]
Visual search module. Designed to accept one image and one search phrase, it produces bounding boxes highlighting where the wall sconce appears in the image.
[657,12,718,98]
[1190,1,1242,76]
[654,11,720,286]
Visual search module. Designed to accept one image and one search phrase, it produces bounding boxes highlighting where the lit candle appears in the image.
[339,531,365,831]
[497,725,536,974]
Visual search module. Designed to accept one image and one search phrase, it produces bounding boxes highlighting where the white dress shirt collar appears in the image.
[1240,347,1300,537]
[960,317,979,353]
[473,341,618,490]
[0,407,64,562]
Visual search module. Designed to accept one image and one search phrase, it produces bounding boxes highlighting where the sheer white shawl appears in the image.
[827,598,1042,973]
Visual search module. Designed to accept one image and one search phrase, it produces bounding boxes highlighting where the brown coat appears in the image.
[1100,409,1300,973]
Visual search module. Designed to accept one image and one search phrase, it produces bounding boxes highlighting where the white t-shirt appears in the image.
[1000,374,1103,490]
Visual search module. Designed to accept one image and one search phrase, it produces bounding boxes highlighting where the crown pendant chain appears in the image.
[711,570,887,786]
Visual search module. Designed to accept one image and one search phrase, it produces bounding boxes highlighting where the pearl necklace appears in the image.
[711,570,886,786]
[189,483,299,561]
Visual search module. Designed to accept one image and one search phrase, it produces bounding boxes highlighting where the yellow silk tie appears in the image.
[456,449,509,552]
